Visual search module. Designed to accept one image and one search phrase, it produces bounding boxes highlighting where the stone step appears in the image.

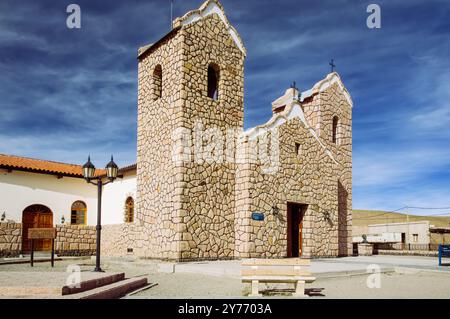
[0,272,124,298]
[62,273,125,295]
[64,276,149,299]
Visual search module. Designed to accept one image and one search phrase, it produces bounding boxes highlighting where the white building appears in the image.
[0,154,136,229]
[353,221,432,245]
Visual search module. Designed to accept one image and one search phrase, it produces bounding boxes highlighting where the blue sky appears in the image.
[1,0,450,213]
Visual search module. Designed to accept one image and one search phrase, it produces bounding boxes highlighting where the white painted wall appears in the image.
[0,170,97,225]
[102,172,137,225]
[353,233,402,243]
[368,221,431,244]
[0,169,137,226]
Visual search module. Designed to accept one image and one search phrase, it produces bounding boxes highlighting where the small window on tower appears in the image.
[207,63,219,100]
[295,143,301,157]
[332,116,339,145]
[153,64,162,100]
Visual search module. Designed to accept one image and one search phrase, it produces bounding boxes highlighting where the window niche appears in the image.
[295,143,302,158]
[152,64,162,100]
[71,201,87,225]
[332,116,339,145]
[207,63,220,100]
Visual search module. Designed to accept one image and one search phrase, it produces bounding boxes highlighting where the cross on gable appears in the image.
[290,81,301,100]
[329,59,336,72]
[290,81,297,90]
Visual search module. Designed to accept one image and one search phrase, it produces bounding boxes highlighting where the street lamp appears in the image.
[82,155,119,272]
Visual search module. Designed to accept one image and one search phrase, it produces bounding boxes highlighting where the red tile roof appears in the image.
[0,154,106,178]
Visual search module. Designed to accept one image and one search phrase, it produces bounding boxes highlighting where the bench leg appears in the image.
[248,280,262,297]
[293,280,308,298]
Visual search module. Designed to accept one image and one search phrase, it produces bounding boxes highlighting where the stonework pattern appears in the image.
[0,223,21,257]
[0,222,96,257]
[55,225,96,256]
[100,1,353,261]
[0,1,354,261]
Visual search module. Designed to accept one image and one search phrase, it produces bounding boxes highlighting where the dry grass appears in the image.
[352,209,450,228]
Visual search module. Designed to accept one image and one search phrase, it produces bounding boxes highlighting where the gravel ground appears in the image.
[311,271,450,299]
[1,258,450,299]
[129,271,450,299]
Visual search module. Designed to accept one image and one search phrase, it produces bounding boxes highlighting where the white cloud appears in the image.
[354,146,450,188]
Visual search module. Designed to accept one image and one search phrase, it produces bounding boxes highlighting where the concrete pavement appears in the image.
[163,255,449,278]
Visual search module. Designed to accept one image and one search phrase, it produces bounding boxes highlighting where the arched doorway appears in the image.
[22,204,53,252]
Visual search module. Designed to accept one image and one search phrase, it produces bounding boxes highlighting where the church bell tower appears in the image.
[135,0,246,260]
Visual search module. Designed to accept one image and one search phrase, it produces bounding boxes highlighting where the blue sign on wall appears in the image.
[439,245,450,266]
[251,212,264,221]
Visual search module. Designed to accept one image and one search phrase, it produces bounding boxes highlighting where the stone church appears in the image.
[101,0,353,261]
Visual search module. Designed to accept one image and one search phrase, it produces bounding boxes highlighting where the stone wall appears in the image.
[176,13,245,260]
[0,222,96,257]
[129,7,246,261]
[133,13,186,260]
[0,222,22,257]
[101,0,353,261]
[101,224,132,257]
[316,80,353,257]
[234,110,338,258]
[55,225,96,256]
[301,77,353,256]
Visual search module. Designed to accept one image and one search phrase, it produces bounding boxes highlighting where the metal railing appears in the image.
[374,243,441,251]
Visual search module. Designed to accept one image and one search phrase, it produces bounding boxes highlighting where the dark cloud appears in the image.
[1,0,450,211]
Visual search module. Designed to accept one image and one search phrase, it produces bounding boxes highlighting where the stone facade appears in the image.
[234,94,352,258]
[101,224,132,257]
[55,225,96,256]
[0,222,96,257]
[358,243,374,256]
[0,223,22,257]
[101,0,353,261]
[114,0,247,260]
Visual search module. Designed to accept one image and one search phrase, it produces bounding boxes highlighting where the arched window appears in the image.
[207,63,219,100]
[125,197,134,223]
[71,201,87,225]
[153,64,162,100]
[332,116,339,145]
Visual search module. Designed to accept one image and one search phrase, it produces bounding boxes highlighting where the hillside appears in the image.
[352,209,450,228]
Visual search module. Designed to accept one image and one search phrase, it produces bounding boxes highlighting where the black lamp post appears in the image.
[82,155,119,272]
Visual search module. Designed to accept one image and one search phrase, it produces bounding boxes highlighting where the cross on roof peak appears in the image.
[329,59,336,72]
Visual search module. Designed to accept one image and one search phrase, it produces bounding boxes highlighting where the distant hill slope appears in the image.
[352,210,450,228]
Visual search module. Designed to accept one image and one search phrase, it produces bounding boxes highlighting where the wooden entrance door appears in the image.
[287,203,307,257]
[298,217,303,256]
[22,205,53,252]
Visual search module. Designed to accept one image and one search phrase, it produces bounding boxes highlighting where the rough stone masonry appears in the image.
[101,0,353,261]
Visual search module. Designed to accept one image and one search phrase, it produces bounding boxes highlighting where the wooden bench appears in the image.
[241,258,316,297]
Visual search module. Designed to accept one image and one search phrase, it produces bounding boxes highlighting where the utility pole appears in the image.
[406,207,410,250]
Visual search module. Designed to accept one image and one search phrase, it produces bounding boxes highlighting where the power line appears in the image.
[352,206,450,220]
[353,212,450,219]
[352,206,407,220]
[353,213,450,220]
[404,206,450,210]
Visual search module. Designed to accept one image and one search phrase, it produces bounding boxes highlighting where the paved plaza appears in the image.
[0,255,449,298]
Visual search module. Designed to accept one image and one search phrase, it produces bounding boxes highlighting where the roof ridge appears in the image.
[0,153,81,167]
